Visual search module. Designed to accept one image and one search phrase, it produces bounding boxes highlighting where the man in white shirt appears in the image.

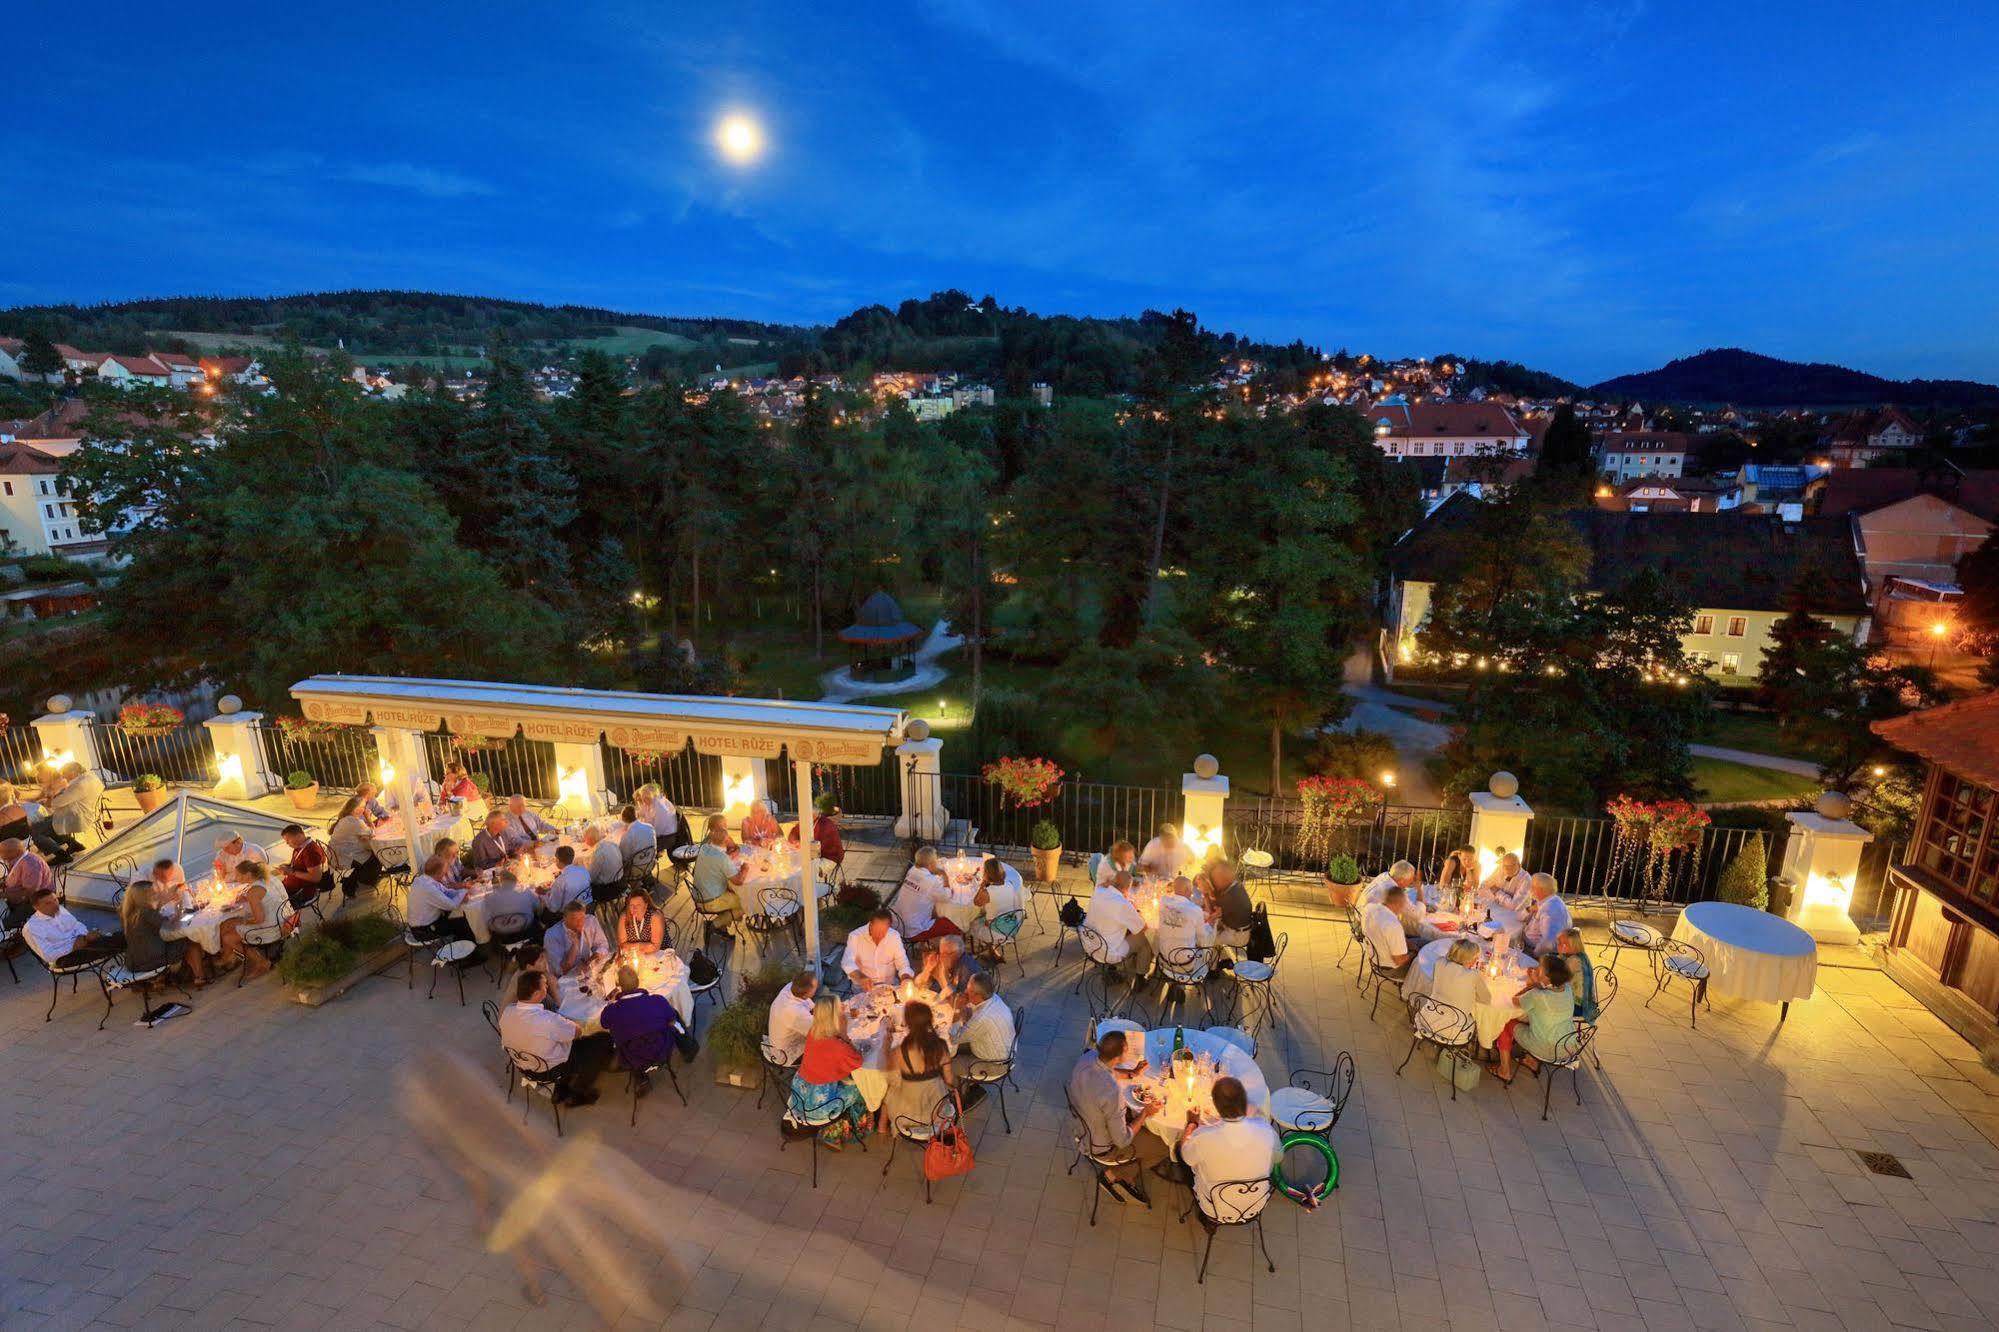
[545,845,595,917]
[1154,877,1216,979]
[891,849,950,938]
[637,784,680,843]
[842,910,913,990]
[1138,824,1195,878]
[766,971,818,1063]
[1521,872,1572,955]
[503,795,557,846]
[46,762,104,856]
[405,853,471,940]
[543,900,611,978]
[1177,1076,1282,1207]
[617,805,657,864]
[211,830,269,881]
[499,970,611,1106]
[22,888,121,967]
[1084,872,1152,978]
[1363,860,1419,907]
[1480,853,1533,913]
[1362,885,1414,977]
[583,825,623,891]
[955,973,1016,1067]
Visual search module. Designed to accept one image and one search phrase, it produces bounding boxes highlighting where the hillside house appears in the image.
[1366,402,1528,461]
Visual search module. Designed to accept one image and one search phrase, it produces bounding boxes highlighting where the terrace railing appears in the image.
[1226,797,1472,880]
[601,741,720,812]
[421,733,560,803]
[1524,815,1779,910]
[88,721,218,787]
[920,772,1179,859]
[0,726,43,781]
[251,723,380,794]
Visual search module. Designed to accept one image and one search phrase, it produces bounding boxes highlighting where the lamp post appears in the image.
[1927,619,1950,670]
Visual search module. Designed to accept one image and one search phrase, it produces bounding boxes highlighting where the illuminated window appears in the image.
[1693,614,1714,635]
[1726,616,1747,637]
[1916,771,1997,900]
[1721,653,1740,675]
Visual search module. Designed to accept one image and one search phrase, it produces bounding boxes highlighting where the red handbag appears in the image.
[921,1093,975,1181]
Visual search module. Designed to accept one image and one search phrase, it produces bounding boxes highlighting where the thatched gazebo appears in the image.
[839,590,924,677]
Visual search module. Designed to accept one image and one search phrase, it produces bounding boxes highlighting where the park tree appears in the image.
[1419,491,1593,665]
[1534,403,1597,500]
[19,332,65,380]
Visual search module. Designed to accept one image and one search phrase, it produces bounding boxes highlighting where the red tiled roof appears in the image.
[105,354,170,377]
[150,351,199,369]
[13,398,93,440]
[54,344,106,366]
[204,356,254,375]
[1370,402,1525,439]
[1873,692,1999,791]
[0,337,22,355]
[1815,468,1999,523]
[0,442,64,475]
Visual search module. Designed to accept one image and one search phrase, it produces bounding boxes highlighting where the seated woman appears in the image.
[229,862,291,980]
[439,762,480,804]
[1493,953,1576,1085]
[789,995,874,1149]
[432,838,468,888]
[914,934,981,1015]
[1096,839,1138,886]
[614,887,666,955]
[120,877,208,987]
[1426,937,1486,1015]
[328,796,388,898]
[966,857,1023,955]
[740,800,781,846]
[878,1000,956,1133]
[1557,928,1598,1021]
[1436,846,1479,903]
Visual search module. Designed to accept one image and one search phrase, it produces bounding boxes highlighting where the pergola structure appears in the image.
[289,674,907,969]
[838,590,924,674]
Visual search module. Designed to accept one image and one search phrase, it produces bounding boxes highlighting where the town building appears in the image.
[0,442,102,556]
[1819,407,1921,468]
[1816,467,1999,618]
[1365,402,1528,460]
[97,354,173,388]
[1595,430,1693,481]
[1594,475,1743,513]
[0,337,23,381]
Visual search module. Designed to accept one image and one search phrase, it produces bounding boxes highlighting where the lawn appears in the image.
[1692,756,1818,805]
[1700,709,1819,762]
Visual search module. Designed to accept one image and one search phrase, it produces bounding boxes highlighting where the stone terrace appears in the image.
[5,826,1999,1331]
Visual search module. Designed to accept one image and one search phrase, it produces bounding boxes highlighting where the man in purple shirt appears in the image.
[599,964,688,1097]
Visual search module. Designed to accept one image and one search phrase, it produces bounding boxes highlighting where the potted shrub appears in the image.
[1030,818,1063,883]
[284,769,319,810]
[280,911,405,1006]
[1324,852,1363,908]
[707,961,794,1087]
[133,773,168,813]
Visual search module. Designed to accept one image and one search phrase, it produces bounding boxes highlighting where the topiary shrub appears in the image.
[1030,819,1062,851]
[1715,837,1769,912]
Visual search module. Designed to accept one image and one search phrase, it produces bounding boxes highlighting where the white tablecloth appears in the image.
[554,949,693,1035]
[1402,936,1533,1047]
[369,811,472,856]
[845,986,960,1109]
[1133,1027,1268,1145]
[1673,901,1817,1004]
[161,899,245,954]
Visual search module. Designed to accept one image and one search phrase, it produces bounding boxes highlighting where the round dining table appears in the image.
[1126,1026,1268,1146]
[1672,900,1817,1020]
[1402,935,1535,1046]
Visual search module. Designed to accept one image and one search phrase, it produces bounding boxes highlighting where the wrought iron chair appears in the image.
[1073,923,1134,1019]
[962,1003,1025,1134]
[1605,904,1669,977]
[0,920,20,984]
[1191,1176,1279,1285]
[881,1087,970,1205]
[26,929,112,1023]
[969,908,1027,980]
[1396,996,1479,1101]
[505,1046,565,1137]
[778,1078,868,1189]
[1538,1023,1596,1121]
[1360,934,1407,1021]
[1274,1056,1356,1137]
[742,883,804,966]
[480,999,515,1096]
[1228,932,1287,1036]
[234,895,294,988]
[98,949,185,1030]
[1644,938,1710,1028]
[1066,1088,1153,1226]
[609,1025,687,1125]
[1152,944,1216,1026]
[685,951,725,1018]
[1340,903,1366,974]
[1583,967,1619,1070]
[757,1036,801,1112]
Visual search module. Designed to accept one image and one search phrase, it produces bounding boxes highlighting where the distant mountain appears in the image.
[1591,348,1999,409]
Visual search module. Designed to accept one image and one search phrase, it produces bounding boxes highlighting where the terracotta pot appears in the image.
[134,787,168,813]
[1031,845,1063,883]
[1325,877,1361,909]
[284,782,320,810]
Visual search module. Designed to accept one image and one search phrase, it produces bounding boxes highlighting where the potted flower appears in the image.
[1296,775,1378,864]
[284,769,319,810]
[273,715,347,744]
[1324,852,1363,908]
[131,773,167,813]
[1030,818,1063,883]
[118,701,185,738]
[982,755,1064,809]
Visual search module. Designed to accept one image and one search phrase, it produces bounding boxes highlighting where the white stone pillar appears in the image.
[893,723,947,841]
[1780,795,1871,944]
[550,741,609,818]
[203,698,275,800]
[794,752,821,977]
[718,755,768,829]
[32,696,105,780]
[1181,753,1229,863]
[371,726,441,862]
[1468,772,1534,879]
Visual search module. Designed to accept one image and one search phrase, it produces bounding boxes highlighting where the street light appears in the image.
[1928,619,1950,669]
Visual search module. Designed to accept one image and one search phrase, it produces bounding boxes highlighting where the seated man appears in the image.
[545,845,595,918]
[1363,860,1419,907]
[210,829,268,882]
[1362,884,1415,977]
[499,970,610,1107]
[599,963,689,1095]
[582,825,624,894]
[891,848,953,939]
[22,887,123,969]
[767,970,819,1063]
[2,837,56,930]
[915,933,983,1015]
[481,869,541,942]
[469,812,515,872]
[786,799,844,866]
[955,972,1016,1075]
[1198,860,1254,952]
[689,820,750,931]
[1521,871,1572,955]
[1138,824,1195,879]
[617,804,657,864]
[1480,852,1533,914]
[841,909,913,990]
[635,783,681,848]
[46,761,104,859]
[1068,1029,1168,1205]
[277,825,332,905]
[503,795,558,846]
[1083,871,1152,979]
[1154,876,1216,979]
[1097,840,1138,886]
[1177,1076,1282,1214]
[543,899,611,979]
[405,854,473,942]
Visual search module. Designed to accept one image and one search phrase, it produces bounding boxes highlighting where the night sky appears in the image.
[10,1,1995,383]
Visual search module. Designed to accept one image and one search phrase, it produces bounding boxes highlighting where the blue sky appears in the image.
[8,1,1996,383]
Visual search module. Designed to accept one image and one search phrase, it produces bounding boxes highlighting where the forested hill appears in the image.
[1591,347,1999,408]
[0,288,1332,396]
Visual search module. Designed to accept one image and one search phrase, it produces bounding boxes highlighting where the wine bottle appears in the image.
[1173,1024,1185,1054]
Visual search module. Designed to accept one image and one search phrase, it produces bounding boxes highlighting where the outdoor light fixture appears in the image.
[556,765,590,815]
[1185,823,1221,861]
[1872,765,1887,778]
[41,748,76,768]
[1379,770,1397,788]
[214,752,246,798]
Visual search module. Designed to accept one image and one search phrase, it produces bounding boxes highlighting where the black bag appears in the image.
[687,949,720,987]
[1058,897,1086,928]
[1247,904,1276,962]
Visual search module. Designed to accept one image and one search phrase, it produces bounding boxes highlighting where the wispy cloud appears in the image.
[243,152,498,198]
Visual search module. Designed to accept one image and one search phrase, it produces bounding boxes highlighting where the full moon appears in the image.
[715,112,765,165]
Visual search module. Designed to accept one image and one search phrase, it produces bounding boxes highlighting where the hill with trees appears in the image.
[1592,347,1999,408]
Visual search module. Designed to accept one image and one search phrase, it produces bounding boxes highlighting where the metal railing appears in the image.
[601,741,720,811]
[916,772,1179,858]
[1226,797,1472,879]
[87,722,218,787]
[420,733,559,803]
[252,724,380,794]
[1523,816,1777,909]
[813,753,907,819]
[1,726,43,781]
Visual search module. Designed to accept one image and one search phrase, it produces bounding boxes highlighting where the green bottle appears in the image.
[1173,1024,1185,1054]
